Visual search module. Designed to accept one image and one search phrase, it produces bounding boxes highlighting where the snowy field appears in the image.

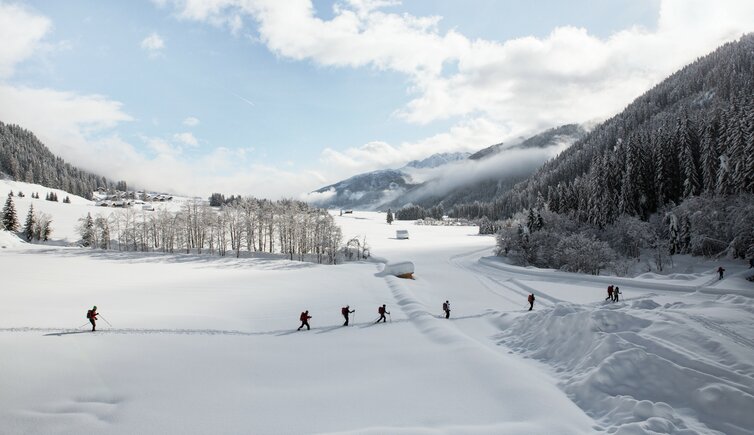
[2,181,753,434]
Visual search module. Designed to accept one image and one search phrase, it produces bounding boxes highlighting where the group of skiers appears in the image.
[605,285,621,302]
[296,299,460,331]
[84,296,538,333]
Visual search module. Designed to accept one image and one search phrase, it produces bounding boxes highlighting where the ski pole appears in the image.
[388,313,392,323]
[98,315,113,327]
[77,322,90,329]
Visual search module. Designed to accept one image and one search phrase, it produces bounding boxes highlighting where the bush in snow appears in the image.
[554,233,615,275]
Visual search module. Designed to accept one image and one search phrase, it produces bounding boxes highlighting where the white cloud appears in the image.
[0,3,52,78]
[173,131,199,146]
[0,84,133,162]
[182,116,200,126]
[141,32,165,56]
[158,0,754,135]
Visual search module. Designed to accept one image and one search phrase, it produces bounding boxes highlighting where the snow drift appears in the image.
[497,298,754,434]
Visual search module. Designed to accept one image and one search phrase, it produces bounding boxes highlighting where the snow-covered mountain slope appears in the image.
[1,179,192,244]
[2,211,752,434]
[403,152,470,169]
[310,124,586,211]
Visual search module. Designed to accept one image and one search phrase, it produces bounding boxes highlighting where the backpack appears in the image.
[86,309,94,319]
[442,302,448,311]
[300,312,307,321]
[341,307,348,315]
[378,306,385,314]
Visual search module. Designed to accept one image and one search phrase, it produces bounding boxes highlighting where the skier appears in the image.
[613,286,621,302]
[442,300,451,319]
[717,266,725,280]
[341,305,355,326]
[297,310,311,331]
[376,304,390,323]
[605,285,614,301]
[86,305,98,332]
[527,294,535,311]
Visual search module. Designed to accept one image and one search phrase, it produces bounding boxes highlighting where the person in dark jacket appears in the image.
[86,305,98,331]
[442,300,451,319]
[341,305,355,326]
[718,266,726,280]
[605,285,614,301]
[613,286,621,302]
[297,310,311,331]
[527,294,535,311]
[376,304,390,323]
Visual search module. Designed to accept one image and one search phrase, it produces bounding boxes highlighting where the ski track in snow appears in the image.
[3,206,753,434]
[425,245,754,434]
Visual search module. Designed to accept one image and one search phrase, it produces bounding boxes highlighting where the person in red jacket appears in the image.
[341,305,355,326]
[605,285,614,301]
[86,305,98,331]
[527,294,535,311]
[297,310,311,331]
[375,304,390,323]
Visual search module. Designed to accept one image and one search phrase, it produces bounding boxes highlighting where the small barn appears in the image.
[396,229,409,240]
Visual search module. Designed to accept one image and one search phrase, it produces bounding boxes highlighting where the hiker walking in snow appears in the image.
[605,285,614,301]
[86,305,99,332]
[613,287,621,302]
[376,304,390,323]
[443,300,451,319]
[297,310,311,331]
[341,305,355,326]
[527,294,535,311]
[717,266,725,280]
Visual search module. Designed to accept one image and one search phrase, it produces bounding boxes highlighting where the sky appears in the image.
[1,0,753,198]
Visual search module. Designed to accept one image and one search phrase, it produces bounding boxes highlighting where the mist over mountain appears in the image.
[452,34,754,222]
[310,124,585,211]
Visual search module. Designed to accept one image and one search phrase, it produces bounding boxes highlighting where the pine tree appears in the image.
[681,139,701,197]
[619,138,641,216]
[2,193,19,231]
[744,107,754,193]
[526,208,538,232]
[79,213,95,247]
[716,155,731,195]
[386,209,393,225]
[23,205,35,241]
[699,121,719,193]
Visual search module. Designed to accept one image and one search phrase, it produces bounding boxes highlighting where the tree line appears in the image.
[79,197,343,263]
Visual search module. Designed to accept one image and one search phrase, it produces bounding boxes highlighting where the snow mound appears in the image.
[376,261,415,278]
[497,302,754,434]
[630,299,661,310]
[0,230,26,249]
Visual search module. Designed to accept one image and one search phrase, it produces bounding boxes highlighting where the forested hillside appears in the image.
[451,34,754,222]
[0,121,121,199]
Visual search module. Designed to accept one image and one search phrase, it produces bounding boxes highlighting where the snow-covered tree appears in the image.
[386,208,393,225]
[33,212,52,242]
[23,205,35,241]
[78,212,95,247]
[2,192,18,231]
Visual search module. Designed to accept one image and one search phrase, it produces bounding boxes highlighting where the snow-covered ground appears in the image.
[2,185,753,434]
